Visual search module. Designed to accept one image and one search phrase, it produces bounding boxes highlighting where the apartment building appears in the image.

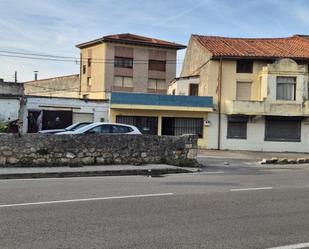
[173,34,309,152]
[76,33,186,100]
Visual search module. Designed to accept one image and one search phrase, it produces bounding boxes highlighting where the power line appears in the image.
[0,50,184,63]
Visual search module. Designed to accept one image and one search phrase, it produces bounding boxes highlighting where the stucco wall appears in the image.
[23,96,109,133]
[25,75,80,98]
[0,98,20,122]
[0,134,198,167]
[79,42,178,99]
[219,115,309,152]
[0,81,23,95]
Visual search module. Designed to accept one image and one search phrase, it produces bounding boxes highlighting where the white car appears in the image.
[56,122,142,135]
[39,122,92,134]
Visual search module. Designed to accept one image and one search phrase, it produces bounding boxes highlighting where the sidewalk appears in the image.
[198,149,309,161]
[0,164,197,180]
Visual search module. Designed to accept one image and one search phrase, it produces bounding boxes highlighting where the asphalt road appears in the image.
[1,161,309,249]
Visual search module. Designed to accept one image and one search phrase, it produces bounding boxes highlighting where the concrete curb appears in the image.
[0,167,193,180]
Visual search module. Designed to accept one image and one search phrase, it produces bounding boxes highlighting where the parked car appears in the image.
[39,122,92,134]
[56,122,142,135]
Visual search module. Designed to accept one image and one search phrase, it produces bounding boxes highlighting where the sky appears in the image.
[1,0,309,82]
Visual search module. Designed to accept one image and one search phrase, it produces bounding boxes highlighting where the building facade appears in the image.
[23,96,109,133]
[76,33,186,100]
[24,74,80,98]
[174,34,309,152]
[0,79,23,123]
[109,92,213,148]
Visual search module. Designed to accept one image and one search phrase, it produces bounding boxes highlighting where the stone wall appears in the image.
[0,134,198,167]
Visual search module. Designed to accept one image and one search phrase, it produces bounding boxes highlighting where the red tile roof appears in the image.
[76,33,186,50]
[193,34,309,59]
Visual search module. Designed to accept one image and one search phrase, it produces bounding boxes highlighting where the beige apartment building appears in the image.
[76,33,186,100]
[171,34,309,152]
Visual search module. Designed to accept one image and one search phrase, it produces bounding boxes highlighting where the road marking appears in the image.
[230,187,273,192]
[266,242,309,249]
[203,171,224,174]
[0,193,174,208]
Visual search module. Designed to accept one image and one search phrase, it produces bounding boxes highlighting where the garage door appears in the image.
[73,113,94,123]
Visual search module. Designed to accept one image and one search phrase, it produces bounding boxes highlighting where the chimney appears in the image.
[34,71,38,81]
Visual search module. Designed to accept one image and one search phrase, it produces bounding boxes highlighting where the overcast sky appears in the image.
[1,0,309,82]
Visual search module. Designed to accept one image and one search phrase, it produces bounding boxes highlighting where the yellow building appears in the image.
[109,92,213,148]
[171,34,309,152]
[76,33,186,100]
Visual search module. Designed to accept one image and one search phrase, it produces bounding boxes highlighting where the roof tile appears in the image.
[193,34,309,59]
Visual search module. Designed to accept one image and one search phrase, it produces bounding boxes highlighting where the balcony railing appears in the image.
[225,100,309,116]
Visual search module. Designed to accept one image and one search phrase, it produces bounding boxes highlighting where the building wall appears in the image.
[0,98,20,122]
[110,108,208,148]
[80,44,106,99]
[24,75,80,98]
[0,81,24,95]
[220,115,309,152]
[167,77,200,95]
[79,42,178,99]
[23,96,109,133]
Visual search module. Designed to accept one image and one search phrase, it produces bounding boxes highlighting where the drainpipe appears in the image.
[217,57,223,150]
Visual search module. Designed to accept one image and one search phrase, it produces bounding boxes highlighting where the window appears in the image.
[227,115,248,139]
[236,81,252,100]
[236,60,253,73]
[148,79,166,91]
[87,58,91,67]
[111,125,133,134]
[189,84,199,96]
[82,65,86,74]
[265,116,301,142]
[87,77,92,86]
[148,60,166,72]
[276,76,296,100]
[114,57,133,68]
[162,117,203,138]
[116,116,158,135]
[113,76,133,88]
[88,125,111,134]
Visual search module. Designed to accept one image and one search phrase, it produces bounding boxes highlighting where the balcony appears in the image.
[225,100,309,116]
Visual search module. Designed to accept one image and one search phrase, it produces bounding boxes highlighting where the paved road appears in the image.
[1,161,309,248]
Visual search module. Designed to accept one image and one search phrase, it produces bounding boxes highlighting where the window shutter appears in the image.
[236,82,252,100]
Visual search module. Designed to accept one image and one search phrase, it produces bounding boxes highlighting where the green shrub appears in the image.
[0,123,8,133]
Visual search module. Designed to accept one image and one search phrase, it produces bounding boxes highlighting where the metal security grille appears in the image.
[162,117,203,138]
[116,116,158,135]
[265,116,301,142]
[227,115,248,139]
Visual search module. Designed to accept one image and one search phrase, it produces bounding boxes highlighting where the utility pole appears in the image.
[14,71,17,83]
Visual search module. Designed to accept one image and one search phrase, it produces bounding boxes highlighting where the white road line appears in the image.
[230,187,273,192]
[0,193,174,208]
[203,171,225,174]
[266,242,309,249]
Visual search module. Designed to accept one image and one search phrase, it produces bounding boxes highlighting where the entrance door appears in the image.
[161,117,175,136]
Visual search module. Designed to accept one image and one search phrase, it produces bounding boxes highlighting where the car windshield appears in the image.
[65,123,91,131]
[70,123,97,133]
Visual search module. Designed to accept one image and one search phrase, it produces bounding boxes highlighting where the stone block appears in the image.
[277,158,288,164]
[287,159,297,164]
[297,158,306,164]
